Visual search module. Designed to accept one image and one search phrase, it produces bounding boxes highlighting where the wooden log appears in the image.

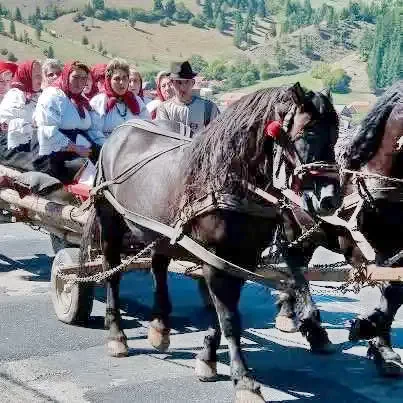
[0,188,88,227]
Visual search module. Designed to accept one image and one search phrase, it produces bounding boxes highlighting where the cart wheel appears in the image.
[51,248,94,325]
[198,278,214,310]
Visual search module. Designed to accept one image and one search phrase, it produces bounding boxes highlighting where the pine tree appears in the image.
[248,0,257,16]
[216,12,225,33]
[153,0,163,11]
[203,0,214,21]
[304,0,313,24]
[15,7,22,22]
[368,8,400,89]
[82,35,89,45]
[48,45,54,58]
[35,25,41,40]
[128,11,136,28]
[35,6,41,19]
[165,0,176,18]
[257,0,266,18]
[234,20,243,47]
[9,20,16,36]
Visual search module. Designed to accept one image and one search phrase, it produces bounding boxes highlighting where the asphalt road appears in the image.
[0,223,403,402]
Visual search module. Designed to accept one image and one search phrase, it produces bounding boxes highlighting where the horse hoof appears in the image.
[195,359,217,382]
[107,339,128,358]
[235,389,265,403]
[275,315,298,333]
[148,326,170,352]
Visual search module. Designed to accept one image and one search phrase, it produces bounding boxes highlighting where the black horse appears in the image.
[275,81,403,376]
[81,83,340,401]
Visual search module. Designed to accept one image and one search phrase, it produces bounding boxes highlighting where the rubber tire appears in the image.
[51,248,94,325]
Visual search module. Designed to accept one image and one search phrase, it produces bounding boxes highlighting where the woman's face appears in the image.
[83,74,93,95]
[160,76,174,100]
[31,62,43,92]
[43,66,61,88]
[0,71,13,95]
[69,68,89,95]
[128,72,141,96]
[111,69,129,96]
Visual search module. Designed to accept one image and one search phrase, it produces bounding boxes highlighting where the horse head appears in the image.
[265,82,341,216]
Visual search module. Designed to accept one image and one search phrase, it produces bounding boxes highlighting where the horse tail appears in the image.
[347,82,403,169]
[79,205,100,276]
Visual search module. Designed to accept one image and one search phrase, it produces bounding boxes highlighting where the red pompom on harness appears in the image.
[264,120,282,139]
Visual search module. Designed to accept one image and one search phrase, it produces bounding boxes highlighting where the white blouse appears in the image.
[0,88,38,149]
[146,98,162,117]
[34,87,105,156]
[90,93,150,138]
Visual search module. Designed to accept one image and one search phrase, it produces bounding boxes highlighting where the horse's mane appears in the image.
[182,87,293,203]
[345,80,403,169]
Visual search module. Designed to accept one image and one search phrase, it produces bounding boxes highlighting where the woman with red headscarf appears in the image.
[0,60,42,170]
[82,63,107,102]
[90,58,149,138]
[33,61,104,183]
[146,71,174,119]
[0,61,18,103]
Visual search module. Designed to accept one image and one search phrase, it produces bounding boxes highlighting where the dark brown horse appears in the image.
[81,83,340,401]
[275,81,403,376]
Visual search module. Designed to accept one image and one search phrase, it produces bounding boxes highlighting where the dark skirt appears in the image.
[0,134,35,171]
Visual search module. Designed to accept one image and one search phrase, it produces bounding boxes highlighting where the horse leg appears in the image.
[195,299,221,381]
[148,252,172,352]
[350,282,403,376]
[200,263,264,402]
[98,202,128,357]
[282,246,335,354]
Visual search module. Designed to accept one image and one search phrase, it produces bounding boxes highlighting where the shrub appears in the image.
[7,52,17,62]
[189,16,205,28]
[311,62,332,79]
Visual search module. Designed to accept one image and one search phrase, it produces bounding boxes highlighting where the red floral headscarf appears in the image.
[11,60,39,102]
[0,61,18,76]
[53,61,91,118]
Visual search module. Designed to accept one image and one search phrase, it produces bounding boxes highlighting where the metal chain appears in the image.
[55,240,158,284]
[342,168,403,185]
[289,222,322,247]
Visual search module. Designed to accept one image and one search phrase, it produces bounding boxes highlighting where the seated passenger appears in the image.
[0,61,18,103]
[90,58,150,139]
[0,60,42,171]
[33,61,104,183]
[41,58,63,89]
[146,71,174,119]
[128,67,152,105]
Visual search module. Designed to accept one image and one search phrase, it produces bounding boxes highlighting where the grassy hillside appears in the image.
[1,18,110,65]
[219,53,376,105]
[46,14,243,70]
[0,0,201,17]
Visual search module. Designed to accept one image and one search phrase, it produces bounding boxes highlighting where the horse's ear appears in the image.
[288,82,305,107]
[320,87,333,103]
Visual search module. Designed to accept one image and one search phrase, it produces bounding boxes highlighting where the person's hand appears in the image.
[66,142,91,157]
[73,144,91,158]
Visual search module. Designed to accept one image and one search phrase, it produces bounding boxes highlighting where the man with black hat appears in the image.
[156,60,219,137]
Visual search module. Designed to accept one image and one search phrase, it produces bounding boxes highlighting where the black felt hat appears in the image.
[169,61,197,80]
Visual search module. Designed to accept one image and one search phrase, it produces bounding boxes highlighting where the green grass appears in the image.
[225,71,375,105]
